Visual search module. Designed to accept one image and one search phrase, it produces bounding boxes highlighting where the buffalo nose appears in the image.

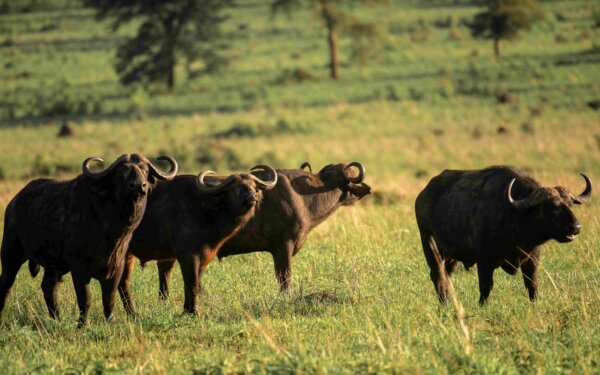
[129,182,148,194]
[572,223,581,234]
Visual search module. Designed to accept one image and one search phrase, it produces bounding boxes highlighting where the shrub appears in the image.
[213,122,257,139]
[30,155,78,177]
[593,7,600,28]
[196,140,245,171]
[275,68,316,85]
[1,80,104,120]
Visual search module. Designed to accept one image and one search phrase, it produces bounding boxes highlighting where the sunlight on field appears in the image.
[0,0,599,373]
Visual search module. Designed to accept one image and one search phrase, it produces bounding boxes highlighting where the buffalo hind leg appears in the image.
[477,260,495,305]
[521,247,540,301]
[178,254,200,315]
[41,268,63,320]
[420,235,448,303]
[157,259,177,300]
[445,259,460,277]
[272,244,293,293]
[118,254,137,316]
[0,240,26,316]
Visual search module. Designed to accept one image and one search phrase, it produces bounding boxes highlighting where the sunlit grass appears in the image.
[1,0,599,373]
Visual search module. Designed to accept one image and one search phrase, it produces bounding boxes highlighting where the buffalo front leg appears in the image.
[71,274,92,327]
[421,235,448,303]
[157,259,177,300]
[118,254,137,316]
[41,268,63,320]
[521,247,540,301]
[178,254,200,315]
[100,262,125,322]
[272,244,293,293]
[477,259,495,306]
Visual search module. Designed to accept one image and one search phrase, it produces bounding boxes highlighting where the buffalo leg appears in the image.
[0,240,25,316]
[157,259,177,300]
[521,247,540,301]
[444,259,460,276]
[118,254,137,316]
[272,245,293,292]
[100,262,124,321]
[477,260,495,305]
[420,234,448,303]
[41,268,63,320]
[178,254,200,314]
[70,263,92,327]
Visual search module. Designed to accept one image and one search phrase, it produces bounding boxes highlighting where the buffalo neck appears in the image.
[509,210,550,252]
[302,185,345,229]
[202,194,256,249]
[76,176,146,277]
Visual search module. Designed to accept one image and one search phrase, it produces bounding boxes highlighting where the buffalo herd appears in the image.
[0,153,592,325]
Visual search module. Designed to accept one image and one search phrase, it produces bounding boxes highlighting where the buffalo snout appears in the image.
[242,189,259,206]
[129,180,149,196]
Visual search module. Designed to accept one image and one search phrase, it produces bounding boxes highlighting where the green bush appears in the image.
[30,154,78,177]
[2,80,104,120]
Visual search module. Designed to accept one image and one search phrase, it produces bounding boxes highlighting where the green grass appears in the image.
[0,0,599,373]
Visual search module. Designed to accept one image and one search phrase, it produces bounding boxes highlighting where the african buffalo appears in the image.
[120,165,278,314]
[0,154,178,325]
[150,162,371,300]
[415,166,592,305]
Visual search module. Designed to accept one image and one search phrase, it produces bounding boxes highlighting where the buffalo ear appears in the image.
[572,198,583,205]
[349,183,371,199]
[147,173,158,186]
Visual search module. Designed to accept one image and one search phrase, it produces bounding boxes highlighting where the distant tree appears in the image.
[469,0,544,57]
[86,0,233,89]
[272,0,385,79]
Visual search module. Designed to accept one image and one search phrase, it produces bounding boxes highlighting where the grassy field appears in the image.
[0,0,599,373]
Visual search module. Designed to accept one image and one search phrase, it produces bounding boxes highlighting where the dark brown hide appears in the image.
[146,162,371,302]
[122,167,277,314]
[415,166,591,305]
[0,154,177,326]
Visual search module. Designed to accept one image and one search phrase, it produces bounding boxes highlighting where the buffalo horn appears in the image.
[82,154,128,179]
[299,162,312,173]
[148,156,178,180]
[249,164,278,190]
[196,171,237,193]
[507,178,546,210]
[574,173,592,204]
[343,162,365,183]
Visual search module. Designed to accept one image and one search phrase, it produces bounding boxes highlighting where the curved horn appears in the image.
[507,178,538,210]
[343,162,365,183]
[575,173,592,203]
[148,155,178,180]
[196,171,236,193]
[82,154,128,179]
[299,162,312,173]
[249,164,278,190]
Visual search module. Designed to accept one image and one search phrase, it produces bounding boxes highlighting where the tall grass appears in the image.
[0,0,599,373]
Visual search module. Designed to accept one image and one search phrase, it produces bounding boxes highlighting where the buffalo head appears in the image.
[317,162,371,205]
[83,154,178,199]
[507,174,592,243]
[196,164,278,214]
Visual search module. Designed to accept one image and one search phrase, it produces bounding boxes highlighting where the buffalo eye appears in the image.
[549,203,563,216]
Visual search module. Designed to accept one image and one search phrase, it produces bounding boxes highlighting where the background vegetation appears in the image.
[0,0,598,373]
